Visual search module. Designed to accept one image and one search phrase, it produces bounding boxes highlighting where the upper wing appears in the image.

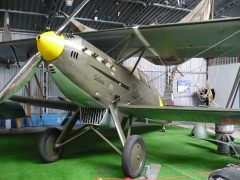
[78,17,240,65]
[118,104,240,124]
[10,96,78,111]
[0,38,36,62]
[0,100,25,119]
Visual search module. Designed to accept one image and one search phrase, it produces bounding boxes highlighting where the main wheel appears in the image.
[39,128,64,163]
[122,135,146,178]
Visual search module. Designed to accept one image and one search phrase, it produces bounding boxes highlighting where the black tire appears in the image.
[39,128,64,163]
[122,135,146,178]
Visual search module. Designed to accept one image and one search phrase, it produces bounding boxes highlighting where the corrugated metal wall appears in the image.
[208,59,240,108]
[0,31,36,40]
[124,57,207,106]
[173,58,207,106]
[0,31,37,98]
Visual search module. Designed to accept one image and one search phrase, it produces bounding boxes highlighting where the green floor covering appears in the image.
[0,125,239,180]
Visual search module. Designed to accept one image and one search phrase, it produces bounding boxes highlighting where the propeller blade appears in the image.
[0,52,41,103]
[60,11,96,32]
[56,0,90,34]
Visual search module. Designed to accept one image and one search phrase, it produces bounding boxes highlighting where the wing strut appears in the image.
[130,48,146,75]
[132,26,159,57]
[116,47,145,65]
[109,104,126,146]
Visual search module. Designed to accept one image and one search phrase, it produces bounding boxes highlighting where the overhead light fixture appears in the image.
[65,0,73,6]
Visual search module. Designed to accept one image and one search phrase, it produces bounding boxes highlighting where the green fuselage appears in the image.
[48,35,161,108]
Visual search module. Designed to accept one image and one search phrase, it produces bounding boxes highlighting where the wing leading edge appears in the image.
[0,95,79,120]
[118,105,240,124]
[10,96,78,111]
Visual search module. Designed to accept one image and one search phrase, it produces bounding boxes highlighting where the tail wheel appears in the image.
[39,128,64,163]
[122,135,146,178]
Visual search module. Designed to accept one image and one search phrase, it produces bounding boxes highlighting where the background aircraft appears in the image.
[1,0,240,178]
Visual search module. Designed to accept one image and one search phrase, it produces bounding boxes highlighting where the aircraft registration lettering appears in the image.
[94,74,104,85]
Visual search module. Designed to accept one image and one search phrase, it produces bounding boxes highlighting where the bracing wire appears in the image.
[119,25,240,105]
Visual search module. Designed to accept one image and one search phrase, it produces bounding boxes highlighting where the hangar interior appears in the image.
[0,0,240,125]
[0,0,240,179]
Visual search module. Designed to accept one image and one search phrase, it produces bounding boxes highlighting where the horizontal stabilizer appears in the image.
[0,101,25,120]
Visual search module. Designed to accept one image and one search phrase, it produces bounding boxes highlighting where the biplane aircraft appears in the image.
[1,0,240,178]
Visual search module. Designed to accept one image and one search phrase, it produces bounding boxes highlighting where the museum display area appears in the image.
[1,126,239,179]
[1,0,240,179]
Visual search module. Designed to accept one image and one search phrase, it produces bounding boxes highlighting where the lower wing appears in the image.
[118,105,240,124]
[0,96,78,120]
[10,96,78,111]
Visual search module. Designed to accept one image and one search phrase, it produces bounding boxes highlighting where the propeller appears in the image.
[56,0,90,34]
[0,0,90,103]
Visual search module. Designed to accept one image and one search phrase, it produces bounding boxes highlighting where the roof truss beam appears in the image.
[0,8,126,31]
[152,3,191,12]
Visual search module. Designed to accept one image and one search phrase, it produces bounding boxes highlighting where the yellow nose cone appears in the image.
[36,31,64,61]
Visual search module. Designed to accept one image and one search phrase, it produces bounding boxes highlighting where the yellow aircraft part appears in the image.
[36,31,64,61]
[159,97,163,107]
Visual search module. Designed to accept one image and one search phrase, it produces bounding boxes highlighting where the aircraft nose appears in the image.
[36,31,65,62]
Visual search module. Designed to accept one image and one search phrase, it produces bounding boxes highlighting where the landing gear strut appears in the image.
[109,104,146,178]
[38,105,146,178]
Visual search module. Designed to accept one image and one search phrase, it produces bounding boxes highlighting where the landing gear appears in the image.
[38,106,146,178]
[109,104,146,178]
[122,135,146,178]
[39,128,64,163]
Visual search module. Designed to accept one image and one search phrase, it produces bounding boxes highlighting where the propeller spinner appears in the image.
[36,31,65,61]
